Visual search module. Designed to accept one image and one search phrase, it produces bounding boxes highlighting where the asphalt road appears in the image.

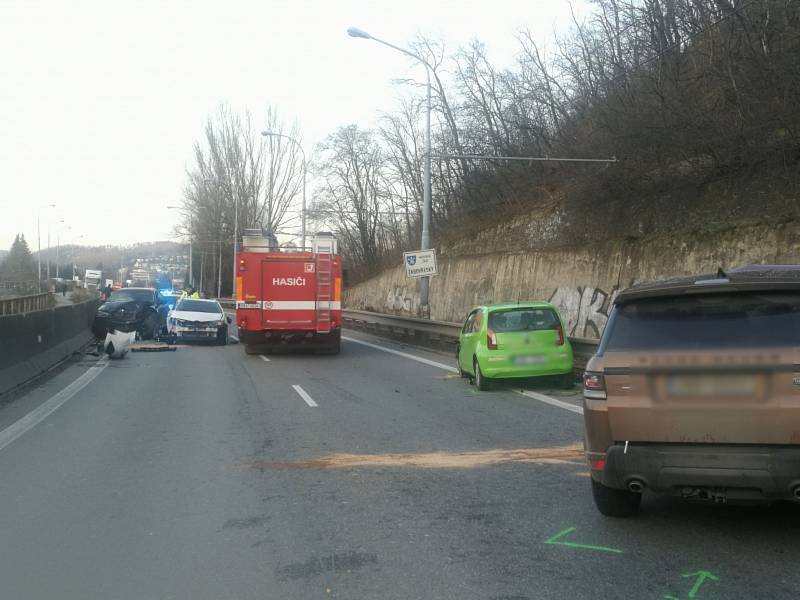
[0,329,798,599]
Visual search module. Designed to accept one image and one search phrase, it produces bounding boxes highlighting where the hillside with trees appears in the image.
[181,0,799,292]
[313,0,799,283]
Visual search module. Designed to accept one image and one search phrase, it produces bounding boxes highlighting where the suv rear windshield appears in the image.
[488,308,559,332]
[602,291,800,351]
[176,300,221,313]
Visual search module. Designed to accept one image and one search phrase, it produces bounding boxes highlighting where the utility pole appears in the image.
[37,215,41,286]
[217,240,223,298]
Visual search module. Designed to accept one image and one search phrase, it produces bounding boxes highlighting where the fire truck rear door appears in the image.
[261,258,317,327]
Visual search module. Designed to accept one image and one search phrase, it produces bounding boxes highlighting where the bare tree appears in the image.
[183,104,303,295]
[314,126,394,278]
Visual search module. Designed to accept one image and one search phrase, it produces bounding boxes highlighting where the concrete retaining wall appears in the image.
[0,300,99,395]
[344,221,800,339]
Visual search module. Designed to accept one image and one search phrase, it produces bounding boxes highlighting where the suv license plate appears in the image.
[666,374,755,397]
[513,355,546,365]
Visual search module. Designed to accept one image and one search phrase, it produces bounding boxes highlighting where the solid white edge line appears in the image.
[292,384,318,407]
[0,357,110,453]
[342,334,582,415]
[342,336,459,373]
[259,355,270,362]
[518,390,584,415]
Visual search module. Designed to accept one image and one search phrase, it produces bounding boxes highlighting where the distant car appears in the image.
[167,298,231,345]
[457,302,574,391]
[583,265,800,517]
[92,287,164,340]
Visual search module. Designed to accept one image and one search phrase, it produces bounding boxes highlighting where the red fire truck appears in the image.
[235,230,342,354]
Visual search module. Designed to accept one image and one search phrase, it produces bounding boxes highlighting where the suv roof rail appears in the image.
[615,263,800,304]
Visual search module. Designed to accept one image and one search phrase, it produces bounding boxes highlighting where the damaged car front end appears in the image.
[92,288,163,340]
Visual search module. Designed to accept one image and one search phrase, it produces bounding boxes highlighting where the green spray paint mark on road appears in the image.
[663,570,720,599]
[682,570,718,598]
[544,527,623,554]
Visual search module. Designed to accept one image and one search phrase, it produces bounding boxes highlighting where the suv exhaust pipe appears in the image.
[627,479,645,493]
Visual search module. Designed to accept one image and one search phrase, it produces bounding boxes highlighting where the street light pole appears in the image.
[347,27,432,315]
[232,186,238,297]
[37,203,56,288]
[54,220,64,280]
[167,205,193,288]
[37,215,41,285]
[260,131,307,250]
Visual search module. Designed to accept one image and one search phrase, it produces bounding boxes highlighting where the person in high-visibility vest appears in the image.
[190,289,200,299]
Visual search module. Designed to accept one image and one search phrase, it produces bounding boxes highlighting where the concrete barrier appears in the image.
[0,299,99,396]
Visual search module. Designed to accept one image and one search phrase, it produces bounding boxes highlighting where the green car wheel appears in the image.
[456,345,468,378]
[474,358,491,391]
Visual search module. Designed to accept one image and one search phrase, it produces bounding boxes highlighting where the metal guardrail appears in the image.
[0,292,53,316]
[217,301,599,370]
[0,280,41,297]
[342,309,599,371]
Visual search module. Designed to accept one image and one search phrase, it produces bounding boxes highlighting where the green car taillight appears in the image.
[487,328,498,350]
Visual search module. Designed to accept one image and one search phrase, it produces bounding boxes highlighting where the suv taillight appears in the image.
[583,372,607,400]
[487,328,498,350]
[555,324,565,346]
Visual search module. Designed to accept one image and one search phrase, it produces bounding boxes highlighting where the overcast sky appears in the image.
[0,0,589,252]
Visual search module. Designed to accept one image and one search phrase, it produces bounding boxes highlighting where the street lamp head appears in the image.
[347,27,371,39]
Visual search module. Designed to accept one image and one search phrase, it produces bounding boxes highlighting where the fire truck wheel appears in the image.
[320,342,340,355]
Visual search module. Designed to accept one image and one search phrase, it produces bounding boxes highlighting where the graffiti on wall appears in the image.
[385,285,419,314]
[548,286,619,339]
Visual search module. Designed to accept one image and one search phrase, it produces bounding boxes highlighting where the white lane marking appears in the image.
[0,357,109,453]
[343,335,581,415]
[342,336,458,373]
[230,335,239,342]
[292,384,318,407]
[259,355,271,363]
[518,390,583,415]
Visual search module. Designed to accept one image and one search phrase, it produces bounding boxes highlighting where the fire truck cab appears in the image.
[235,230,342,355]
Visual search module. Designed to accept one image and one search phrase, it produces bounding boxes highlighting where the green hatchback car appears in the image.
[456,302,574,391]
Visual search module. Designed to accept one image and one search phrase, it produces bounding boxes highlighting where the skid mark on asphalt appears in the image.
[240,443,583,470]
[223,515,271,529]
[278,551,379,581]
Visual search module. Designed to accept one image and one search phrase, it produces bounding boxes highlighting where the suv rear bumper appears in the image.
[595,443,800,501]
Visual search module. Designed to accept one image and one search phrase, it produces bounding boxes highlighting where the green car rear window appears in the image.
[488,308,559,332]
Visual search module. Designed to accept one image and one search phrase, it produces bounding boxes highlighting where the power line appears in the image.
[432,154,617,163]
